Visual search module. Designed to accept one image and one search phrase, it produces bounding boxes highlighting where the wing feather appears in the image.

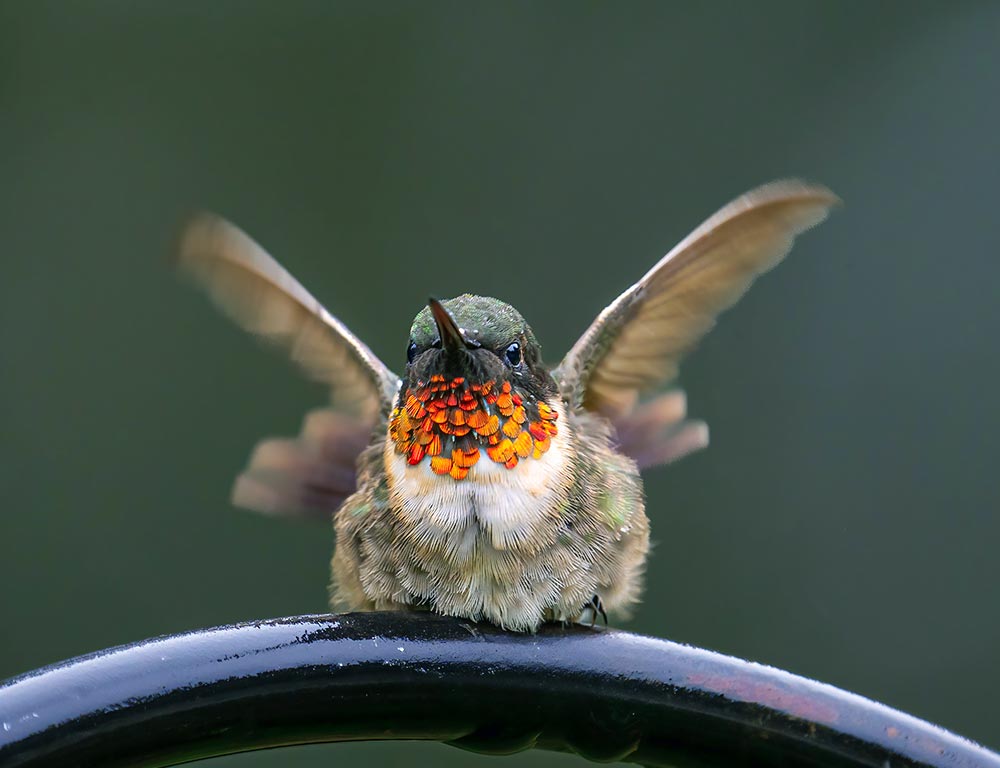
[175,214,400,518]
[176,214,399,421]
[555,180,838,419]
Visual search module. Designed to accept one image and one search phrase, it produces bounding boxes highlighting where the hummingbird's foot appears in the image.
[583,595,608,628]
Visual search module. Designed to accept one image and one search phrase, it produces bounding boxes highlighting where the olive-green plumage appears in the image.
[176,180,839,632]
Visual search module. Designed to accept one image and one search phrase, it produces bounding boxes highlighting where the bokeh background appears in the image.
[2,2,999,765]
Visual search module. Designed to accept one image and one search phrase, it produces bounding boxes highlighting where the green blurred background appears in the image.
[2,2,998,765]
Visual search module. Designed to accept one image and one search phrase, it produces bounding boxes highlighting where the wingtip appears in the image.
[171,211,230,269]
[756,178,842,210]
[170,211,211,274]
[801,180,842,210]
[732,179,841,237]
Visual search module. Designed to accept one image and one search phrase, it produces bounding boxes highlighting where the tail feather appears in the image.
[231,409,371,520]
[613,391,709,470]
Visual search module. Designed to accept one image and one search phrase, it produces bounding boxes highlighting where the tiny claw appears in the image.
[585,595,608,628]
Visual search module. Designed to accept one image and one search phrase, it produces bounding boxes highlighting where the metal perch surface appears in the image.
[0,612,996,767]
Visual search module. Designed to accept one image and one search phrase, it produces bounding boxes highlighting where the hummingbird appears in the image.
[176,180,838,632]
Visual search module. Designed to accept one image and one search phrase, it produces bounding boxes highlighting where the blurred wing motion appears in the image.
[554,180,839,470]
[228,408,373,519]
[176,214,400,519]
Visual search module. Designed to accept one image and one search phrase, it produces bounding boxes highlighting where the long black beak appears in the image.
[428,297,466,353]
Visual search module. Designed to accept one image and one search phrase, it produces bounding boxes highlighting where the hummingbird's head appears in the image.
[406,295,555,395]
[388,295,561,480]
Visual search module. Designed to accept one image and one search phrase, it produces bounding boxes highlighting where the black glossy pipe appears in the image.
[0,612,996,768]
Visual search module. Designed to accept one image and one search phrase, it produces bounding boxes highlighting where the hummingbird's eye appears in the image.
[504,342,522,367]
[407,341,418,364]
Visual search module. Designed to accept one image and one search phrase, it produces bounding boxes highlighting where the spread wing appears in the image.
[176,214,400,518]
[554,180,838,467]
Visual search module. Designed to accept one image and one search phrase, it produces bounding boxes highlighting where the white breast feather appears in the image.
[384,420,574,555]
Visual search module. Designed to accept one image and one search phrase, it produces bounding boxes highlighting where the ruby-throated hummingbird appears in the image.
[176,180,838,631]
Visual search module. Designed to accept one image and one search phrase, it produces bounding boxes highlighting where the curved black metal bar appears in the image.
[0,613,996,768]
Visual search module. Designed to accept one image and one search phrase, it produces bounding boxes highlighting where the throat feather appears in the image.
[388,375,559,480]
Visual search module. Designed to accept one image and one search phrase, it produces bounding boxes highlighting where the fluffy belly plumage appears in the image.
[380,423,592,629]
